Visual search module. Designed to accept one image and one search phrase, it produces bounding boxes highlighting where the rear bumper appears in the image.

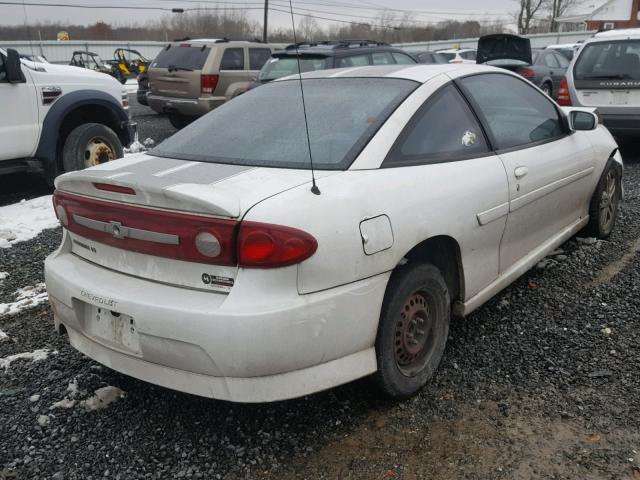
[600,113,640,137]
[44,239,387,402]
[147,94,225,117]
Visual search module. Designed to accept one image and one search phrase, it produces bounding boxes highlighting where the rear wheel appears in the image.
[585,161,621,239]
[373,263,450,399]
[168,113,196,130]
[62,123,123,172]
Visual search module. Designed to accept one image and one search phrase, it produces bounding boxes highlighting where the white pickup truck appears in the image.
[0,47,134,183]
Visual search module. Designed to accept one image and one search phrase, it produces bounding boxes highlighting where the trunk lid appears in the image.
[477,34,532,66]
[55,154,334,292]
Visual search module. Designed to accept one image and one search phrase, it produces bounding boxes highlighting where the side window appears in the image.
[459,73,564,150]
[0,54,6,82]
[249,48,272,70]
[372,52,394,65]
[336,54,370,68]
[555,52,569,68]
[392,52,416,64]
[386,84,489,165]
[544,53,560,68]
[460,51,477,61]
[220,48,244,70]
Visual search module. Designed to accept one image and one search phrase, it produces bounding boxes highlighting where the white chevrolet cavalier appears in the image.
[45,64,622,402]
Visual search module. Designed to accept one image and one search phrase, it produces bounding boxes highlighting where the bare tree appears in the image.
[514,0,547,34]
[548,0,577,32]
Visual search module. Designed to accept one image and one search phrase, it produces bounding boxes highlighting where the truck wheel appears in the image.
[373,263,450,400]
[168,113,195,130]
[584,160,621,239]
[62,123,123,172]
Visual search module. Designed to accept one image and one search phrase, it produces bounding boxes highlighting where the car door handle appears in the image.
[514,166,529,179]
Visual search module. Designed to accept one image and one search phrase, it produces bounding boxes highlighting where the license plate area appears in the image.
[83,305,141,354]
[612,90,630,105]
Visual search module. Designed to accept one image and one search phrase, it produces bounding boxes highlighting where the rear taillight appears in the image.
[516,67,535,78]
[53,191,318,268]
[53,191,238,265]
[201,74,219,94]
[238,222,317,268]
[558,77,572,106]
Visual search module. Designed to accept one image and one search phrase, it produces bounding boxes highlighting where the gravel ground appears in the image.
[0,95,175,208]
[1,144,639,479]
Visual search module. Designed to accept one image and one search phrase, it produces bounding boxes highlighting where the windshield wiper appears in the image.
[167,65,193,72]
[582,73,633,80]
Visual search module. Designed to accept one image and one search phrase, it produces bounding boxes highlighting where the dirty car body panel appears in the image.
[45,64,620,402]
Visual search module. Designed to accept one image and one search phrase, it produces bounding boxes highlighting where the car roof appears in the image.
[287,63,508,83]
[277,40,396,56]
[591,28,640,40]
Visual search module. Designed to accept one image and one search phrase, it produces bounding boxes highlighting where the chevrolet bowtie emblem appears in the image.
[109,221,125,239]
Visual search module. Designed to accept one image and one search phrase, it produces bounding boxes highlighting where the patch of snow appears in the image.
[0,271,7,281]
[37,414,50,427]
[67,377,83,397]
[0,348,56,370]
[81,386,126,411]
[124,140,147,154]
[50,398,76,410]
[0,283,48,317]
[0,330,7,340]
[29,394,40,402]
[0,196,58,248]
[142,137,155,147]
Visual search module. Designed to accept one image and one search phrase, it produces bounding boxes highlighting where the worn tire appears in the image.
[168,113,196,130]
[584,160,621,239]
[62,123,123,172]
[373,263,450,400]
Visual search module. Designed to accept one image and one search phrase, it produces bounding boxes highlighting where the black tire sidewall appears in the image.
[168,113,195,130]
[374,263,450,399]
[62,123,123,173]
[587,160,621,239]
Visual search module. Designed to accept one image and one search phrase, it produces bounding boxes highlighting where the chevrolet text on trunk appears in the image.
[45,60,622,402]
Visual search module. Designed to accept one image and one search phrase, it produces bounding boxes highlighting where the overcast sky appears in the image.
[1,0,516,31]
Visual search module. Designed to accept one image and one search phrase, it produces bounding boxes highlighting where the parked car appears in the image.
[0,47,134,182]
[18,52,49,64]
[147,38,281,129]
[476,34,569,98]
[436,48,477,64]
[137,71,149,106]
[414,51,448,64]
[559,28,640,139]
[545,42,582,61]
[46,62,622,403]
[254,40,417,85]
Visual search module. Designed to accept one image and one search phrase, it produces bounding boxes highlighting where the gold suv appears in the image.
[147,38,281,129]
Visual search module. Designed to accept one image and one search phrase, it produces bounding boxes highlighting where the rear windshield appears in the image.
[574,40,640,80]
[258,56,330,81]
[439,52,455,62]
[151,45,211,70]
[151,78,417,170]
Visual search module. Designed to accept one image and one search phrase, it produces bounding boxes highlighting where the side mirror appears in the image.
[6,49,26,83]
[569,110,597,131]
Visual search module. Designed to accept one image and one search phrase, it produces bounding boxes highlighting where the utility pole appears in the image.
[263,0,268,42]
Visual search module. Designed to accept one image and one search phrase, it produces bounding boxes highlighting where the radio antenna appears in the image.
[288,0,320,195]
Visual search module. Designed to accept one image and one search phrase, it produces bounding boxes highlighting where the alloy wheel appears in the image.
[599,170,618,234]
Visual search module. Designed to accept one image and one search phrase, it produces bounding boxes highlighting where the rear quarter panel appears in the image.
[243,157,509,301]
